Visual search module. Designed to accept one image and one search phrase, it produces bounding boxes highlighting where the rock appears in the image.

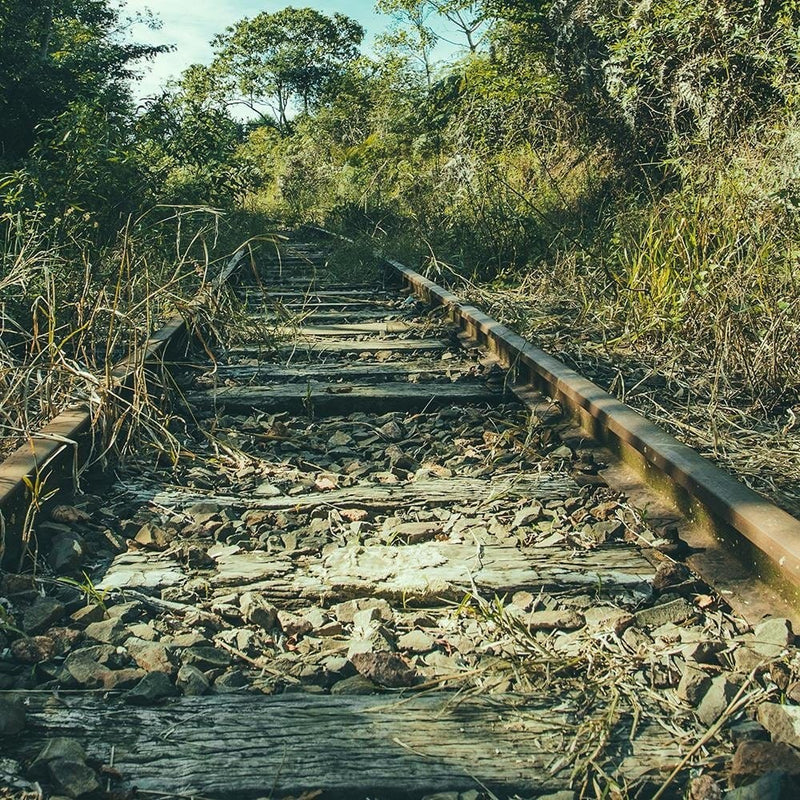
[757,703,800,749]
[537,793,575,800]
[23,597,65,634]
[134,523,170,549]
[688,774,722,799]
[126,671,178,705]
[724,770,800,799]
[29,738,99,796]
[106,601,145,623]
[730,742,800,786]
[334,598,393,625]
[127,639,175,675]
[64,651,107,687]
[652,561,691,592]
[239,592,277,628]
[253,482,282,498]
[277,610,313,638]
[330,674,381,695]
[697,674,739,726]
[214,669,250,693]
[69,604,106,627]
[733,646,768,673]
[753,618,794,657]
[525,610,584,632]
[46,532,85,574]
[397,630,435,653]
[11,635,56,663]
[682,639,725,665]
[83,617,128,645]
[0,697,25,736]
[31,738,87,772]
[327,431,354,448]
[512,503,543,529]
[622,627,653,652]
[350,651,417,688]
[177,665,210,696]
[48,760,100,798]
[550,445,572,459]
[633,598,695,629]
[678,664,712,706]
[100,668,146,691]
[181,645,231,670]
[730,721,770,744]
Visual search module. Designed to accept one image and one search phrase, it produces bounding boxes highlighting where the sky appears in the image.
[120,0,459,102]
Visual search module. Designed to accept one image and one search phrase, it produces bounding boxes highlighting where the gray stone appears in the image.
[724,770,799,799]
[23,597,64,635]
[397,630,435,653]
[633,598,695,629]
[537,793,575,800]
[330,674,381,695]
[0,697,25,736]
[69,605,106,627]
[126,671,178,705]
[46,532,85,575]
[106,601,144,623]
[47,760,99,798]
[127,639,175,675]
[682,639,725,665]
[678,664,712,706]
[30,738,87,772]
[176,665,210,696]
[753,618,793,657]
[214,669,250,693]
[277,610,313,638]
[697,674,739,726]
[83,617,128,645]
[181,645,231,670]
[757,703,800,749]
[525,610,584,632]
[730,721,770,744]
[239,592,277,629]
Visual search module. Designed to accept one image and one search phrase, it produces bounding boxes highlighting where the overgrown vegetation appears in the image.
[1,0,798,509]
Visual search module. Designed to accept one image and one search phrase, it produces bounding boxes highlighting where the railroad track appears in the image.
[2,235,800,799]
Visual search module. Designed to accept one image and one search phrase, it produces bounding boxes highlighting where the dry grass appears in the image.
[0,207,247,462]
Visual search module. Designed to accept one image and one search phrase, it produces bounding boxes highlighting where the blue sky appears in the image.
[121,1,461,101]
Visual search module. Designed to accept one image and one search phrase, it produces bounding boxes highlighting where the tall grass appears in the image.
[0,207,244,462]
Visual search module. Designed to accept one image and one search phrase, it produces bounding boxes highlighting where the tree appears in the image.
[0,0,165,164]
[377,0,494,56]
[211,7,364,132]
